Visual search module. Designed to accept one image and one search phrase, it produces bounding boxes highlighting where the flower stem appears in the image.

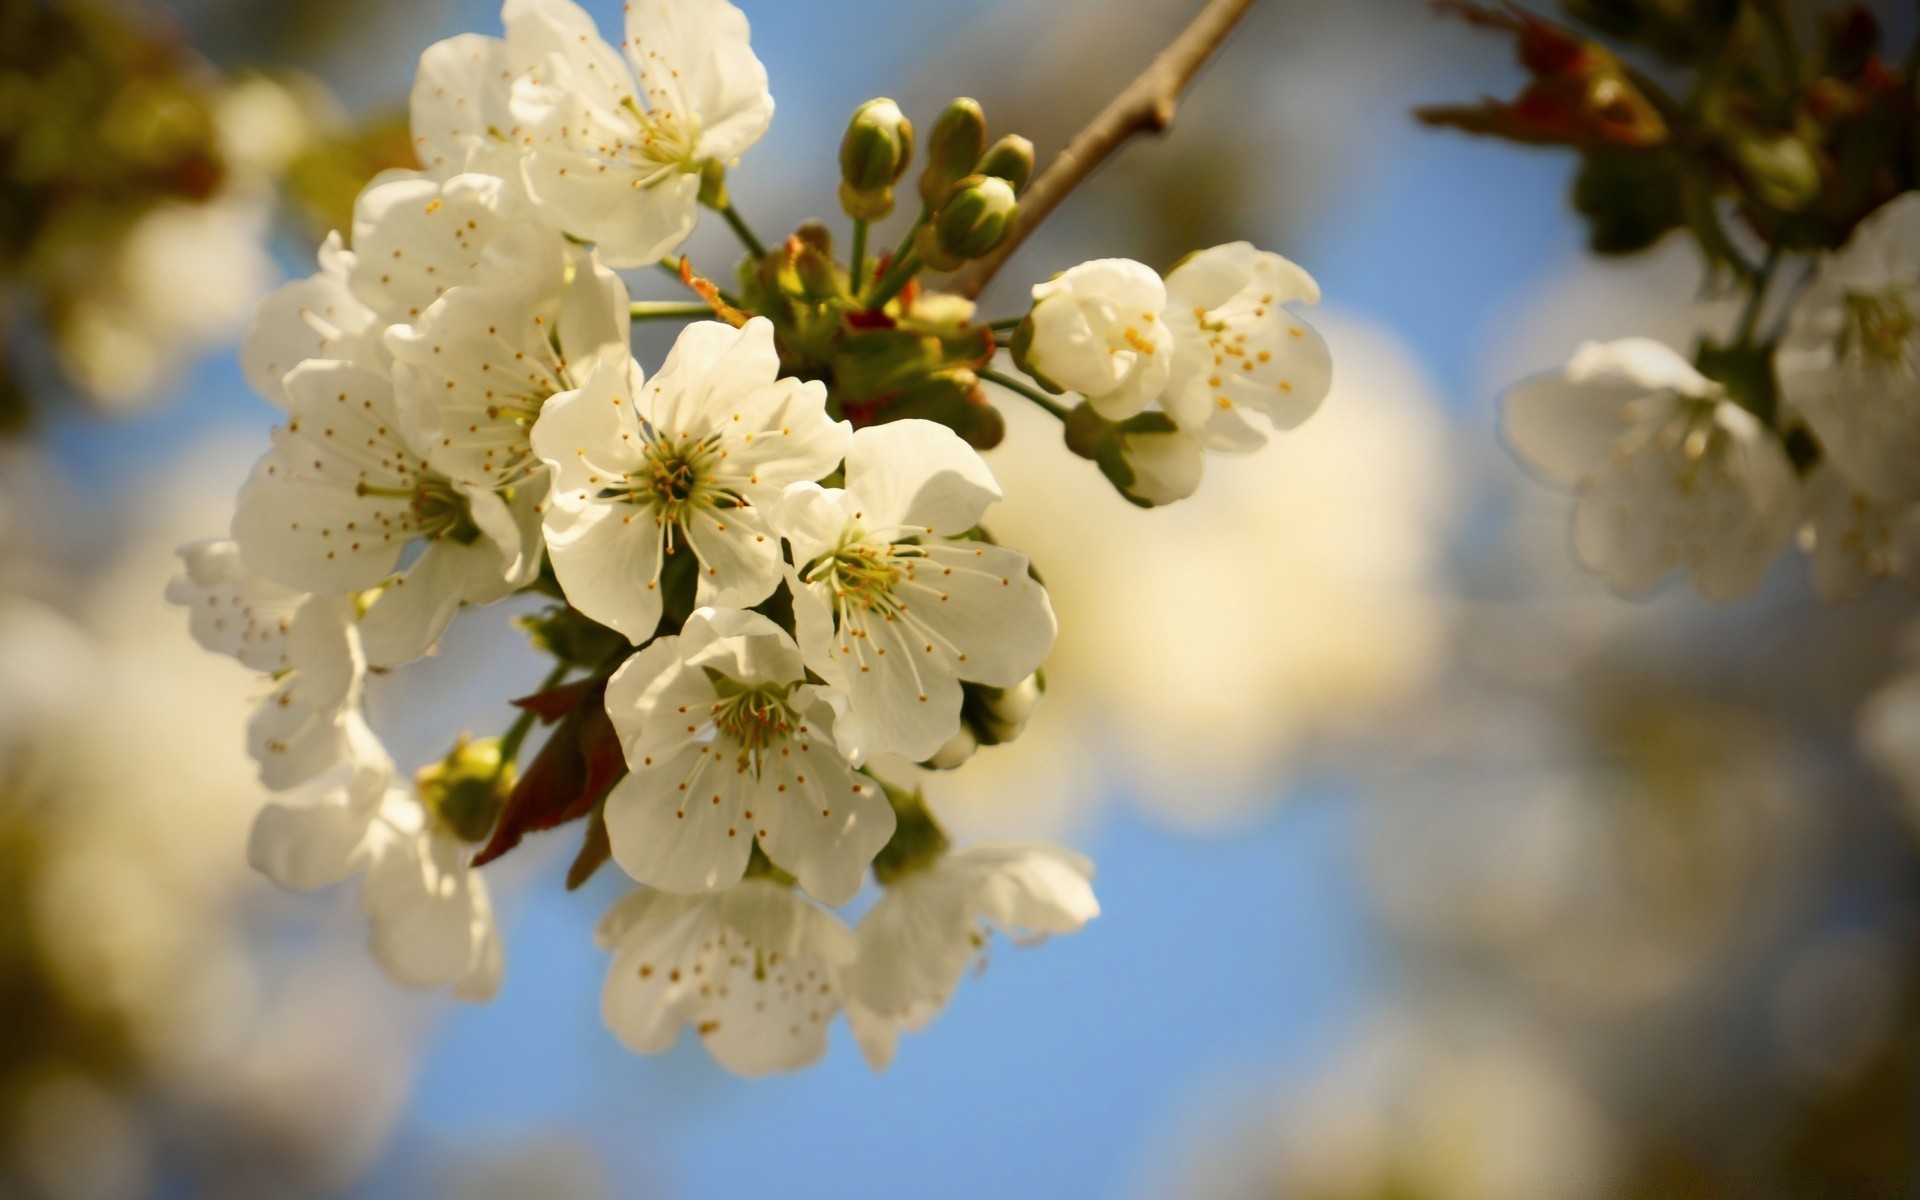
[850,218,870,291]
[980,368,1070,421]
[629,301,717,321]
[497,660,572,776]
[1732,245,1782,347]
[715,199,768,259]
[984,316,1024,333]
[865,243,924,310]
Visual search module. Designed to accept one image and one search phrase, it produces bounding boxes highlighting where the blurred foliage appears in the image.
[0,0,415,430]
[1420,0,1918,267]
[280,109,414,243]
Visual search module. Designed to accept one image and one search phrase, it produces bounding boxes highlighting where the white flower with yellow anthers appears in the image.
[597,878,853,1076]
[1799,465,1920,601]
[776,421,1058,762]
[242,233,377,410]
[230,358,542,668]
[167,540,372,790]
[410,30,528,187]
[601,608,893,905]
[532,318,849,643]
[345,170,543,331]
[249,739,503,1000]
[1022,259,1174,420]
[386,230,631,497]
[1780,193,1920,502]
[1503,338,1799,601]
[501,0,774,266]
[842,843,1098,1070]
[1161,241,1333,452]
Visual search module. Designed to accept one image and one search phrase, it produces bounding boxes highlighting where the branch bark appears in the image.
[945,0,1261,300]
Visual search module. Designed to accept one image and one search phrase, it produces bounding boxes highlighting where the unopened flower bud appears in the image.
[976,134,1034,193]
[415,733,513,844]
[840,98,914,221]
[919,97,987,209]
[1732,130,1821,213]
[789,235,841,300]
[918,174,1017,271]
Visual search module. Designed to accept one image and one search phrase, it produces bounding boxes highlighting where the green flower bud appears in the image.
[976,134,1035,193]
[1731,130,1821,214]
[919,97,987,209]
[918,174,1017,271]
[415,734,513,844]
[840,98,914,222]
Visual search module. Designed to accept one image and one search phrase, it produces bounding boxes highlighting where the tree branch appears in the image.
[945,0,1261,300]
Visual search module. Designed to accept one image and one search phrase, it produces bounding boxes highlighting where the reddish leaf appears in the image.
[473,679,629,867]
[513,677,598,724]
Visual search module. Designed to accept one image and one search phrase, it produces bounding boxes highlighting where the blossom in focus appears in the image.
[230,358,542,668]
[498,0,775,265]
[533,318,848,643]
[1160,241,1333,451]
[1021,258,1174,420]
[1779,193,1920,504]
[1502,337,1797,601]
[600,608,893,905]
[385,226,631,495]
[597,879,853,1076]
[242,232,377,410]
[842,842,1097,1069]
[778,421,1056,761]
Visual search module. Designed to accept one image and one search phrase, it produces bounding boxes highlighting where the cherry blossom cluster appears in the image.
[1503,193,1919,603]
[1420,5,1920,604]
[169,0,1331,1073]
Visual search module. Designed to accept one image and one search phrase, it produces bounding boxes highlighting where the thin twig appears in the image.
[946,0,1261,299]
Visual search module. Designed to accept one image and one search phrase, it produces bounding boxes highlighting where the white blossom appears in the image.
[1779,192,1920,502]
[167,540,370,790]
[602,607,893,905]
[1022,258,1173,420]
[777,421,1057,761]
[345,170,544,331]
[1799,465,1920,601]
[241,233,377,410]
[504,0,775,265]
[386,228,631,496]
[596,879,852,1076]
[249,743,503,1000]
[411,33,529,186]
[532,318,848,642]
[230,357,541,667]
[842,842,1098,1070]
[1502,337,1797,600]
[1161,241,1333,451]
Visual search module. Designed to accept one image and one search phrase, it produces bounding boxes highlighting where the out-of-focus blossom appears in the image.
[843,841,1096,1069]
[1169,1020,1618,1200]
[1503,337,1798,601]
[1779,193,1920,504]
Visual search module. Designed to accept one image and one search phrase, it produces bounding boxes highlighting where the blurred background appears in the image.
[4,0,1919,1196]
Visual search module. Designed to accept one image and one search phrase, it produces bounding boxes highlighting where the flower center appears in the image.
[1842,287,1918,368]
[708,680,799,777]
[600,433,742,529]
[358,472,482,543]
[806,537,909,615]
[619,95,701,170]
